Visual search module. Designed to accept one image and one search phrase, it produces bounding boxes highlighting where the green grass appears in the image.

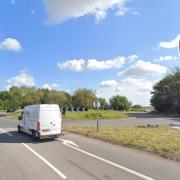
[6,111,21,119]
[6,109,130,121]
[130,106,154,112]
[65,126,180,161]
[130,108,146,112]
[63,110,130,120]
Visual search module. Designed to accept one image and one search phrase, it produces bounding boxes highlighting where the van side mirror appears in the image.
[18,116,23,120]
[62,110,66,115]
[62,107,66,115]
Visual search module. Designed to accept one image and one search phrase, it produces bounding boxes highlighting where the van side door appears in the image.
[23,110,30,131]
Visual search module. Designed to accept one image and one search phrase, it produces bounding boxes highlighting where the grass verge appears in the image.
[65,126,180,161]
[6,110,130,120]
[63,110,130,120]
[6,111,21,119]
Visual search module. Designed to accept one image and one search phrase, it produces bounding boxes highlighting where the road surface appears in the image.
[63,112,180,127]
[0,112,179,128]
[0,115,180,180]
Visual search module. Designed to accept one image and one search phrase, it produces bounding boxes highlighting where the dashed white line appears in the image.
[22,143,67,179]
[0,128,13,136]
[7,128,17,131]
[0,128,67,179]
[0,127,154,180]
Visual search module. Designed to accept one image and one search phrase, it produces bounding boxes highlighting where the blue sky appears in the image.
[0,0,180,105]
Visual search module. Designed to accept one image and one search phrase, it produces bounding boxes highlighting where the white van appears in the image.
[18,104,62,140]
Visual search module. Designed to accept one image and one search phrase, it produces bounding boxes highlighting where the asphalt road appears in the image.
[63,112,180,127]
[1,115,180,180]
[0,112,179,128]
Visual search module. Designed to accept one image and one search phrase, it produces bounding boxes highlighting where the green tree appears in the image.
[0,87,72,111]
[21,87,41,107]
[151,69,180,113]
[73,88,96,108]
[132,105,142,108]
[110,95,132,111]
[0,91,10,110]
[37,88,50,104]
[62,91,72,107]
[47,91,68,108]
[98,98,109,110]
[9,87,22,110]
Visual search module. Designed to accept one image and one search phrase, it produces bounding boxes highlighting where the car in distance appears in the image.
[144,109,150,112]
[18,104,62,140]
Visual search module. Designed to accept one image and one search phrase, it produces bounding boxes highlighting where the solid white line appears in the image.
[62,142,154,180]
[7,128,17,131]
[22,143,67,179]
[0,128,13,136]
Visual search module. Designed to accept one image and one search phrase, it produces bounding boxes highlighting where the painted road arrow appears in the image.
[59,138,154,180]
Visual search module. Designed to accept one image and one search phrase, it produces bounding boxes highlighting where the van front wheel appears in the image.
[32,131,39,141]
[18,126,21,133]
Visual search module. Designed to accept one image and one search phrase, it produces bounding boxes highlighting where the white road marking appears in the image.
[0,128,154,180]
[7,128,17,131]
[59,138,154,180]
[0,128,13,136]
[59,138,79,147]
[22,143,67,179]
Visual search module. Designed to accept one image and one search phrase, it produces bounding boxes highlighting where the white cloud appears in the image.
[58,56,125,72]
[100,80,122,91]
[42,83,59,90]
[99,78,156,106]
[0,38,22,53]
[57,59,85,72]
[87,57,125,70]
[43,0,137,24]
[159,34,180,49]
[128,54,139,62]
[116,6,139,16]
[153,56,178,62]
[118,60,168,77]
[121,78,154,93]
[7,71,35,88]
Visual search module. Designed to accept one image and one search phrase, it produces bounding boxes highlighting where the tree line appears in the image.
[151,68,180,114]
[1,69,179,113]
[0,86,132,111]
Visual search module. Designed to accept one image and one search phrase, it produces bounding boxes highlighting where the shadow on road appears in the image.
[0,130,55,144]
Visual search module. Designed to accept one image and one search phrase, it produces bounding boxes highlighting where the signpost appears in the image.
[93,100,100,132]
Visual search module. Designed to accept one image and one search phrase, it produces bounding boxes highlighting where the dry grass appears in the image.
[65,126,180,161]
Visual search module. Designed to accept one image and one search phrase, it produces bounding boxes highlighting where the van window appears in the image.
[24,111,30,117]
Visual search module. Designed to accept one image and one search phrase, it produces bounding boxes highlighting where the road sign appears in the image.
[93,100,100,109]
